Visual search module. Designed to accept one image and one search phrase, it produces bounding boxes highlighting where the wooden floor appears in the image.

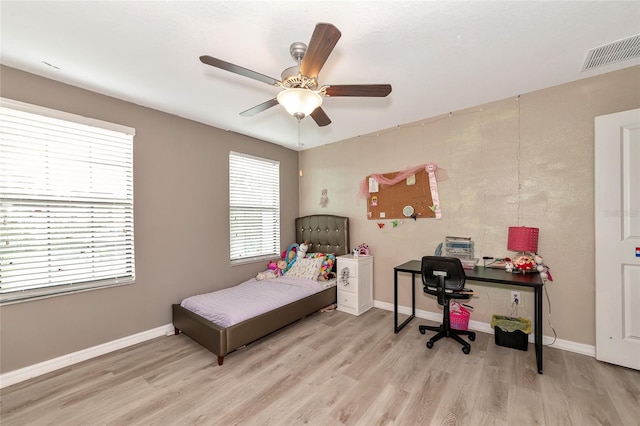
[2,308,639,425]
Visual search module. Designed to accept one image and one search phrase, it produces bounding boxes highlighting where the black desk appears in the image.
[394,259,545,374]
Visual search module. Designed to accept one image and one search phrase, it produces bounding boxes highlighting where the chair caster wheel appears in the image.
[419,328,426,335]
[462,346,470,354]
[426,341,434,349]
[469,333,476,341]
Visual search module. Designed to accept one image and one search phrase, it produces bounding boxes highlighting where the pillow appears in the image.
[284,257,323,280]
[281,243,299,273]
[305,253,336,280]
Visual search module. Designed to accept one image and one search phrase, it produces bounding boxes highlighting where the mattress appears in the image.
[180,276,337,328]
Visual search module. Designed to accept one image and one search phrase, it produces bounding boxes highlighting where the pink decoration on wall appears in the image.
[359,162,446,219]
[425,162,441,219]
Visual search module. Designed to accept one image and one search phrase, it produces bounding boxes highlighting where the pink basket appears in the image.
[450,303,470,330]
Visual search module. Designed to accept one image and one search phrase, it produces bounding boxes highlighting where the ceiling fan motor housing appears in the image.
[281,66,318,90]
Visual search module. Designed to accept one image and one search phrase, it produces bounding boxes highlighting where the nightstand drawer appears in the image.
[337,276,357,293]
[337,290,357,309]
[338,263,357,279]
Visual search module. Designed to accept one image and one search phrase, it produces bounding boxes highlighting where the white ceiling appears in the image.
[2,1,639,151]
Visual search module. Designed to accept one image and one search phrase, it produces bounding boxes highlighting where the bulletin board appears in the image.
[366,168,435,220]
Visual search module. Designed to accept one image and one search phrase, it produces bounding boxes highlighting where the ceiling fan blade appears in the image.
[300,23,341,78]
[200,55,280,86]
[240,98,279,117]
[325,84,392,97]
[310,107,331,127]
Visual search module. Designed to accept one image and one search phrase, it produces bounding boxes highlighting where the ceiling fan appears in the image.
[199,23,392,127]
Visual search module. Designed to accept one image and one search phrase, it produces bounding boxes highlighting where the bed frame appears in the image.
[172,214,350,366]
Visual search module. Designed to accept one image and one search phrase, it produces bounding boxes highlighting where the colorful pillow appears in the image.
[284,257,323,280]
[281,243,299,273]
[306,253,336,280]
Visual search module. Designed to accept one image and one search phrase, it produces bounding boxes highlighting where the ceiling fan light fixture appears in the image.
[200,23,390,129]
[277,88,322,119]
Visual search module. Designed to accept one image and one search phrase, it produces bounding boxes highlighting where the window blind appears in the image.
[0,98,135,304]
[229,151,280,263]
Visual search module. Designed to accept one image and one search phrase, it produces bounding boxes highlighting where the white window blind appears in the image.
[229,151,280,263]
[0,98,135,304]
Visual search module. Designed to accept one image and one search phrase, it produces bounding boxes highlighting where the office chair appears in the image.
[418,256,476,354]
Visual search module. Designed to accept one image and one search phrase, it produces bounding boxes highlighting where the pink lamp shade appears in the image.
[507,226,539,253]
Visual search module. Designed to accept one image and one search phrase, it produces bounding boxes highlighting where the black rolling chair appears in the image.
[418,256,476,354]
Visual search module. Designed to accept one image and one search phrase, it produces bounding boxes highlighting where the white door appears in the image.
[595,108,640,370]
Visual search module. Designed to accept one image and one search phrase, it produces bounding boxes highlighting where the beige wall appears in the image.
[2,65,638,374]
[299,66,640,347]
[0,66,300,373]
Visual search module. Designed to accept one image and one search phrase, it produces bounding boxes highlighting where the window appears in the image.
[229,151,280,264]
[0,98,135,304]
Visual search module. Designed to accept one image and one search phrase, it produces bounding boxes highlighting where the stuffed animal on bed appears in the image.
[256,270,276,281]
[298,241,309,259]
[257,259,287,280]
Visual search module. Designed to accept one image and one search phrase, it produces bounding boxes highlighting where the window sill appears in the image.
[0,279,135,306]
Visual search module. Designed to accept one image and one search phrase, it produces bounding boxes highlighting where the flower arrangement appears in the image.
[504,254,552,281]
[513,255,536,271]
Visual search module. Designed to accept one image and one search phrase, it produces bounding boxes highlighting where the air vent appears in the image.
[581,34,640,71]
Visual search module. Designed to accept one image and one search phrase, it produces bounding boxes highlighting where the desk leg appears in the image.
[535,286,543,374]
[394,269,399,333]
[411,272,416,318]
[394,270,415,333]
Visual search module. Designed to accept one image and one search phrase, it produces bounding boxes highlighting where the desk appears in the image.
[394,259,545,374]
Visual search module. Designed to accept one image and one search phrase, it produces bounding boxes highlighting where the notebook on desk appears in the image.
[483,258,508,268]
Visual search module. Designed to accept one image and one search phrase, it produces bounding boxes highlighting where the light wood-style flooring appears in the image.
[2,308,639,425]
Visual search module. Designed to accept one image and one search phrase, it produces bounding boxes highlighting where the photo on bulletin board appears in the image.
[366,168,435,220]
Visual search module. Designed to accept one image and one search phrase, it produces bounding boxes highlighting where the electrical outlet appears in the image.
[511,291,521,304]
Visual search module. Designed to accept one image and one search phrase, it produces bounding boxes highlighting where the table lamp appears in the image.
[507,226,539,272]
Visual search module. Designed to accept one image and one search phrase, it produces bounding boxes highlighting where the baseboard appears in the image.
[0,324,174,389]
[373,300,596,357]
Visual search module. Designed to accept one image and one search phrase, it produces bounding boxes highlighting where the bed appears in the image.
[172,214,350,366]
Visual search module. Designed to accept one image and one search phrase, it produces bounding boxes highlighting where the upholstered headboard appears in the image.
[295,215,350,256]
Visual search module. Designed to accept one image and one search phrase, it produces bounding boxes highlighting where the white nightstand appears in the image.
[336,254,373,316]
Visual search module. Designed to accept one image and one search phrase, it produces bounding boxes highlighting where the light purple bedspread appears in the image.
[180,276,335,328]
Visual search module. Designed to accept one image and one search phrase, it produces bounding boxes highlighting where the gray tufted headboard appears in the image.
[295,215,350,256]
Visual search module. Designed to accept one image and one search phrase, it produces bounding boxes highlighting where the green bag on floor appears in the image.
[491,315,532,334]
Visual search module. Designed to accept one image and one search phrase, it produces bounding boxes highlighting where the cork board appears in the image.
[366,168,435,220]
